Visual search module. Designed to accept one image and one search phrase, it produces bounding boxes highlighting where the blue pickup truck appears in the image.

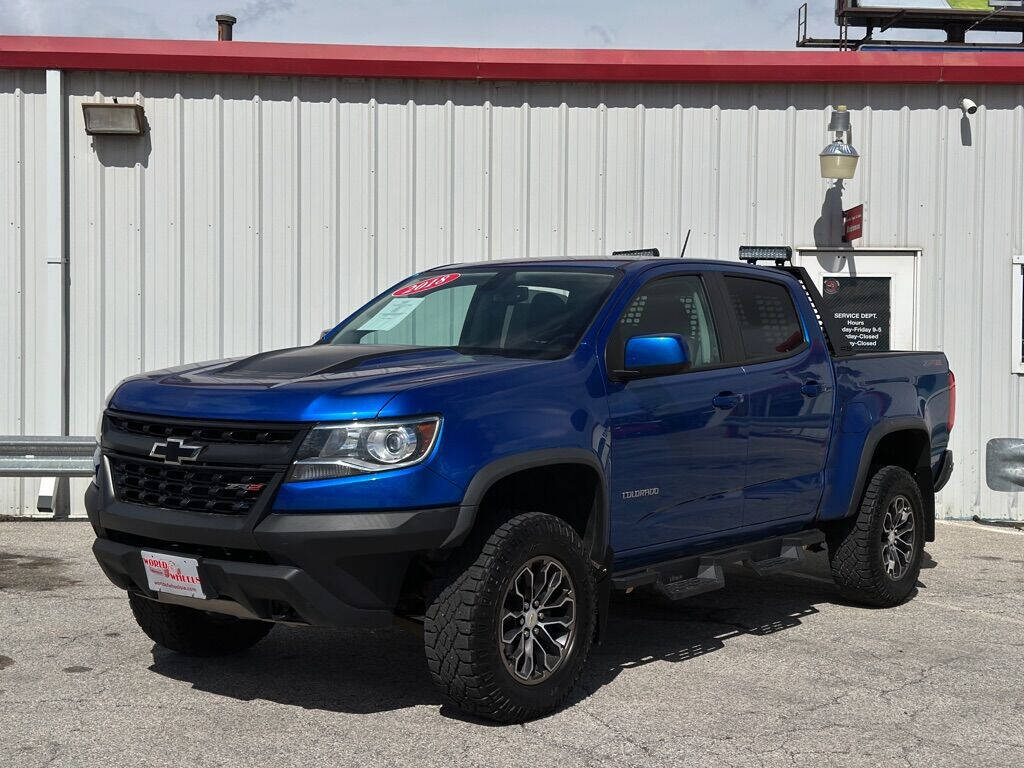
[87,253,955,722]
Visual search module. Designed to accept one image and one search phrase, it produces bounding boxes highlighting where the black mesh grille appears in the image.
[110,457,274,515]
[106,414,299,445]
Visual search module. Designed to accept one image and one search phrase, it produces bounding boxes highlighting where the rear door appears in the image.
[604,270,748,554]
[718,273,835,528]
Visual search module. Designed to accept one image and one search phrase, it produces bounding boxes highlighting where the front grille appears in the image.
[110,457,275,515]
[106,413,300,445]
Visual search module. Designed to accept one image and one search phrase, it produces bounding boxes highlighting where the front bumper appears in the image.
[86,476,464,629]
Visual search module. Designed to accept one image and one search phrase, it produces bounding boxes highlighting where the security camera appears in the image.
[961,98,979,116]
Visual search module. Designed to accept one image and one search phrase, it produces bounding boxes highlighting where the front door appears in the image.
[605,272,748,554]
[794,250,920,351]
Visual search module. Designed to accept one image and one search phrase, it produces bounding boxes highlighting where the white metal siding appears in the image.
[3,69,1023,519]
[0,70,48,516]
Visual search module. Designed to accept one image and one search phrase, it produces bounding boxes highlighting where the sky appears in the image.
[0,0,839,49]
[0,0,1013,49]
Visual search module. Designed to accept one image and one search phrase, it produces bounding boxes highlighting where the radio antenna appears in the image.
[680,229,692,258]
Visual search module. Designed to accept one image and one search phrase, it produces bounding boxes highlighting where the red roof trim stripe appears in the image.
[2,36,1024,84]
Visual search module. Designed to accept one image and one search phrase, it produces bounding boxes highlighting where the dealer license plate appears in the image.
[141,550,206,600]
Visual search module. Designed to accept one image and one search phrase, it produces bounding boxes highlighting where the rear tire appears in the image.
[423,512,596,723]
[128,592,274,656]
[827,465,925,607]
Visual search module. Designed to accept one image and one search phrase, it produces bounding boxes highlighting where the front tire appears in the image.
[827,465,925,607]
[424,512,596,723]
[128,592,274,656]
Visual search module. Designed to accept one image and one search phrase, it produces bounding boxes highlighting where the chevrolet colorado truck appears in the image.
[87,253,955,722]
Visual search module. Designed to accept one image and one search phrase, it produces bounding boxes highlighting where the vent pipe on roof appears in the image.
[216,14,237,41]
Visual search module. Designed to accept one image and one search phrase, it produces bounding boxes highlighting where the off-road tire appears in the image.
[827,465,925,607]
[128,592,274,656]
[423,512,596,723]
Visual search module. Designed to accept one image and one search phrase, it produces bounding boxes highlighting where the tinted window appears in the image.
[331,269,615,359]
[608,275,721,371]
[723,276,805,361]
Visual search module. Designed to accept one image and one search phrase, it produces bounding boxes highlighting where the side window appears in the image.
[609,275,721,372]
[723,276,806,361]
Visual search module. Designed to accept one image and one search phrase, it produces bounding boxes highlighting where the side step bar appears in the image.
[611,529,825,601]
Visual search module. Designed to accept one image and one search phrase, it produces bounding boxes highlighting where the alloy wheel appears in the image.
[498,556,577,685]
[881,494,916,581]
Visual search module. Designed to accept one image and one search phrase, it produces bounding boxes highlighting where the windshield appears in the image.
[329,268,617,359]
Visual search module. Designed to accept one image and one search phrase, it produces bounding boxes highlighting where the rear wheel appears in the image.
[827,465,925,607]
[128,592,274,656]
[423,512,596,723]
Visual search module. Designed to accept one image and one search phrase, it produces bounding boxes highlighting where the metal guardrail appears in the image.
[0,436,96,478]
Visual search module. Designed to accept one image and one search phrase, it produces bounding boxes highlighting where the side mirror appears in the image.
[615,334,691,380]
[318,327,334,343]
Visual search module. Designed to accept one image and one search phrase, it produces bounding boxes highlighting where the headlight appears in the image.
[288,416,441,482]
[95,386,119,442]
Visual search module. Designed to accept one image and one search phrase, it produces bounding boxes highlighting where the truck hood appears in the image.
[109,344,545,422]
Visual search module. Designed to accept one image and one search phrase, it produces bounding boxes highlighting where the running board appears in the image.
[656,559,725,600]
[746,538,807,576]
[612,529,825,601]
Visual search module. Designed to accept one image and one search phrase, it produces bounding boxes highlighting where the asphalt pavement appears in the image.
[2,519,1022,768]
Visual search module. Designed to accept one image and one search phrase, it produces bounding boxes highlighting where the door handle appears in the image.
[712,392,744,410]
[800,381,831,397]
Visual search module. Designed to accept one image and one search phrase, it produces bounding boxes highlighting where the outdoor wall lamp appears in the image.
[820,105,859,180]
[81,102,146,135]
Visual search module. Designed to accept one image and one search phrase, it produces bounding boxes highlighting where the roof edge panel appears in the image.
[2,36,1024,84]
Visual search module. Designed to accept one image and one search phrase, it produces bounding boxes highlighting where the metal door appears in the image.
[794,250,920,351]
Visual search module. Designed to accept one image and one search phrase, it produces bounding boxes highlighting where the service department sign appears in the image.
[819,276,892,352]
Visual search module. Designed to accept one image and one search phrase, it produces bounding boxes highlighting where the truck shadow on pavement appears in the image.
[146,552,930,722]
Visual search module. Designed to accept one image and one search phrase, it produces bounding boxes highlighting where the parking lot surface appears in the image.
[2,520,1022,768]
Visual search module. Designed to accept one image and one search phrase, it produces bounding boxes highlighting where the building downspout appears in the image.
[40,69,70,517]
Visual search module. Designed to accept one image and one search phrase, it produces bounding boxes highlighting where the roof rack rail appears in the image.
[612,247,660,259]
[738,245,793,267]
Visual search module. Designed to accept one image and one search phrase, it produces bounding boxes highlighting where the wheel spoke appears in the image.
[894,545,909,568]
[541,593,572,612]
[883,546,895,576]
[536,563,563,606]
[539,601,574,628]
[534,625,564,668]
[514,566,534,607]
[501,612,524,644]
[519,634,535,678]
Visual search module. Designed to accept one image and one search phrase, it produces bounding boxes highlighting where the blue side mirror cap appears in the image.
[621,334,691,378]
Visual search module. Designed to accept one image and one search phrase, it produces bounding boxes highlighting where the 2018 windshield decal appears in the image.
[393,273,461,297]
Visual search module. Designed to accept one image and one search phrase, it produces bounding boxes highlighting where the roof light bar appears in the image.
[738,245,793,266]
[612,248,660,259]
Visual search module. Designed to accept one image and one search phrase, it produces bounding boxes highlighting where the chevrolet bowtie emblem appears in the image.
[149,438,204,465]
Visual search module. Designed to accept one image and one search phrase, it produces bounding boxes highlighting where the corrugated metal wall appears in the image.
[0,70,48,517]
[3,70,1023,518]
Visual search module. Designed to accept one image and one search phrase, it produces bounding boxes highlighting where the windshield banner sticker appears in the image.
[393,273,461,297]
[357,297,424,332]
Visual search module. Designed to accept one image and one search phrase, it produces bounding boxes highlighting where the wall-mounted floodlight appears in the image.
[820,105,859,180]
[82,103,146,136]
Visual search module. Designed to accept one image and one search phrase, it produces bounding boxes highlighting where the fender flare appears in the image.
[846,417,934,537]
[440,448,612,568]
